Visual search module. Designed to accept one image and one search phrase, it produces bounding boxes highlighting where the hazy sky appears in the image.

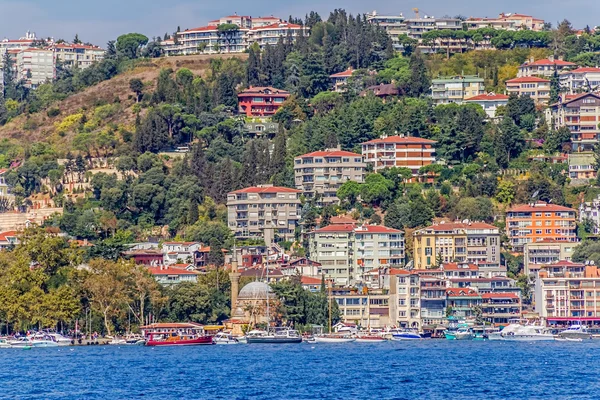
[1,0,599,45]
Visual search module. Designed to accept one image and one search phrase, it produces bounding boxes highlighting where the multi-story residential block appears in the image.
[559,67,600,94]
[412,222,501,270]
[16,48,55,87]
[549,92,600,152]
[445,288,482,319]
[389,270,422,329]
[237,86,290,117]
[52,43,104,69]
[148,264,200,285]
[506,202,578,252]
[580,195,600,234]
[162,241,209,267]
[362,135,436,176]
[464,17,517,31]
[481,292,522,324]
[332,286,392,328]
[505,76,551,105]
[517,57,577,78]
[464,93,509,119]
[497,13,545,31]
[430,76,485,105]
[227,185,301,242]
[419,275,447,326]
[405,16,463,53]
[568,152,596,182]
[524,240,577,275]
[309,224,405,285]
[294,148,365,205]
[0,31,41,53]
[329,68,354,92]
[365,11,407,50]
[161,15,307,56]
[535,262,600,324]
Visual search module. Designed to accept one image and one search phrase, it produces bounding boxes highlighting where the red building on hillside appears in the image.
[238,86,290,117]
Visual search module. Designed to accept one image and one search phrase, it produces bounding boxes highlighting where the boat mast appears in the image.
[266,264,270,333]
[328,280,332,334]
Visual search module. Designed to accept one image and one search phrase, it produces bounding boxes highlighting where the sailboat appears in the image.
[246,266,302,344]
[314,278,356,344]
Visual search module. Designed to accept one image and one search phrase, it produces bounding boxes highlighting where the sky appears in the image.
[1,0,599,45]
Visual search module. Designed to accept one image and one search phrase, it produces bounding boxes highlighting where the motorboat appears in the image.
[213,332,239,345]
[355,335,387,343]
[559,325,592,340]
[145,332,214,346]
[7,337,33,348]
[502,325,555,342]
[445,327,473,340]
[108,338,127,345]
[234,335,248,344]
[125,334,146,345]
[30,333,60,348]
[0,338,12,348]
[390,328,425,340]
[246,328,303,344]
[314,334,356,343]
[47,333,72,346]
[555,337,583,342]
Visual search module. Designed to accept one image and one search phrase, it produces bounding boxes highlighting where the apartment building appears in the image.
[329,68,354,92]
[412,222,501,270]
[498,13,545,31]
[227,185,302,242]
[506,202,578,253]
[419,276,447,326]
[446,288,481,319]
[52,43,104,69]
[568,152,596,182]
[309,224,405,285]
[481,292,522,324]
[524,240,577,275]
[161,15,307,56]
[517,57,577,78]
[464,17,517,31]
[405,16,463,53]
[430,76,485,105]
[0,31,41,53]
[294,148,365,205]
[559,67,600,94]
[365,11,406,50]
[361,136,436,176]
[16,48,55,87]
[162,241,208,267]
[549,92,600,152]
[505,76,551,105]
[535,262,600,324]
[389,270,422,329]
[464,93,509,119]
[238,86,290,117]
[332,287,392,328]
[580,195,600,235]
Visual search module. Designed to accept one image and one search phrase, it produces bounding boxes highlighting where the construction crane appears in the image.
[413,8,419,19]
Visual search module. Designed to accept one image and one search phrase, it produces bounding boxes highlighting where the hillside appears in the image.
[0,54,248,150]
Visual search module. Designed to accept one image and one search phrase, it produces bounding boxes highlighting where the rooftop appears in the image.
[362,136,437,145]
[330,68,354,78]
[464,93,509,102]
[297,150,362,158]
[506,76,550,83]
[521,58,577,67]
[508,202,575,213]
[229,185,301,194]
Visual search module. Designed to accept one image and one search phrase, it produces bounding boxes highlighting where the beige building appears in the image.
[524,240,577,275]
[227,185,301,242]
[362,135,436,176]
[16,48,55,87]
[517,57,577,78]
[549,92,600,152]
[430,76,485,105]
[294,148,365,205]
[412,222,501,271]
[52,44,104,69]
[506,76,551,105]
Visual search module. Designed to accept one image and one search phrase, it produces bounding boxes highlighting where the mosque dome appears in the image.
[238,281,273,300]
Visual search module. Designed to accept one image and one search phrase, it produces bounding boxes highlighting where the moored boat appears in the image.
[314,334,356,343]
[246,328,303,344]
[355,335,387,343]
[559,325,592,340]
[0,338,12,348]
[446,327,473,340]
[213,332,239,345]
[391,328,426,340]
[502,325,554,342]
[145,332,214,346]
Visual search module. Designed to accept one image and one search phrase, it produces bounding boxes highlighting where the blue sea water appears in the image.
[0,340,598,400]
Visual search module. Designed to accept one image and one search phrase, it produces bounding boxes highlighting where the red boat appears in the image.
[145,332,214,346]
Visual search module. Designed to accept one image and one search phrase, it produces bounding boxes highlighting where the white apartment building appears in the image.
[580,195,600,235]
[294,148,365,205]
[309,224,405,285]
[517,57,577,78]
[559,67,600,94]
[365,11,406,50]
[227,185,302,242]
[430,75,485,105]
[524,240,577,275]
[464,93,509,119]
[505,76,551,105]
[52,44,104,69]
[16,48,55,87]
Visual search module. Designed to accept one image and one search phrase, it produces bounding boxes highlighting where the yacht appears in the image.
[559,325,592,340]
[487,319,527,341]
[314,334,356,343]
[247,328,303,344]
[390,328,427,340]
[445,327,474,340]
[0,338,12,348]
[213,332,240,345]
[47,333,72,346]
[7,337,33,348]
[30,333,60,347]
[502,325,555,341]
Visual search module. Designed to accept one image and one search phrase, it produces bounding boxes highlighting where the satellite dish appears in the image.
[532,190,539,199]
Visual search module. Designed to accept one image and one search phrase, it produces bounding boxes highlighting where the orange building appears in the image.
[506,202,578,252]
[361,135,437,176]
[237,86,290,117]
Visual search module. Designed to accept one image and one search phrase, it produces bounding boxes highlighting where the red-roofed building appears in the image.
[506,202,577,252]
[506,76,551,104]
[301,275,323,292]
[524,241,577,275]
[330,67,354,92]
[362,135,437,176]
[446,288,482,319]
[518,56,577,78]
[559,67,600,94]
[549,92,600,152]
[481,292,522,324]
[497,13,545,31]
[0,230,19,250]
[238,86,290,117]
[147,265,200,285]
[464,92,509,118]
[441,263,480,279]
[227,185,301,242]
[294,148,365,205]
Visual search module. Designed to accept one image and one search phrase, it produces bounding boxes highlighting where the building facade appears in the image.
[412,222,501,270]
[524,240,577,275]
[517,57,577,78]
[227,185,301,242]
[580,195,600,235]
[16,48,55,87]
[505,77,551,105]
[329,68,354,92]
[365,11,406,50]
[506,202,578,252]
[464,93,509,119]
[549,92,600,152]
[568,152,596,182]
[294,149,365,205]
[238,86,290,117]
[362,136,436,175]
[430,76,485,105]
[559,67,600,94]
[52,44,104,69]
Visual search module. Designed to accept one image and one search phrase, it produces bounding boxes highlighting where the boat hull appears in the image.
[392,333,422,340]
[146,336,214,346]
[32,341,59,348]
[559,332,592,340]
[247,337,303,344]
[355,337,387,343]
[314,337,356,343]
[502,335,555,342]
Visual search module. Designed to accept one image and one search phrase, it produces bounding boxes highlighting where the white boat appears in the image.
[390,328,424,340]
[559,325,592,340]
[30,333,60,347]
[555,337,583,342]
[213,332,239,345]
[7,337,33,348]
[47,333,72,346]
[453,328,474,340]
[487,320,529,341]
[108,338,127,345]
[0,338,13,348]
[502,325,555,341]
[314,335,356,343]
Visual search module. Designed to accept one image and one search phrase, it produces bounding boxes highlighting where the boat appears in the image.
[7,337,33,348]
[390,328,424,340]
[555,337,583,342]
[314,334,356,343]
[450,327,474,340]
[108,338,127,345]
[47,333,73,346]
[355,335,387,343]
[246,328,303,344]
[502,325,555,341]
[0,338,12,349]
[213,332,240,345]
[145,331,214,346]
[30,333,60,347]
[559,325,592,340]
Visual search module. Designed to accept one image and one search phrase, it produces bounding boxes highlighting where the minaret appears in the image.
[229,243,241,315]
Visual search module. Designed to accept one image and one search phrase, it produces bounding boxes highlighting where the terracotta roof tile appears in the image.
[229,185,300,194]
[362,135,437,145]
[508,202,575,213]
[464,93,509,101]
[506,76,550,83]
[297,150,362,158]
